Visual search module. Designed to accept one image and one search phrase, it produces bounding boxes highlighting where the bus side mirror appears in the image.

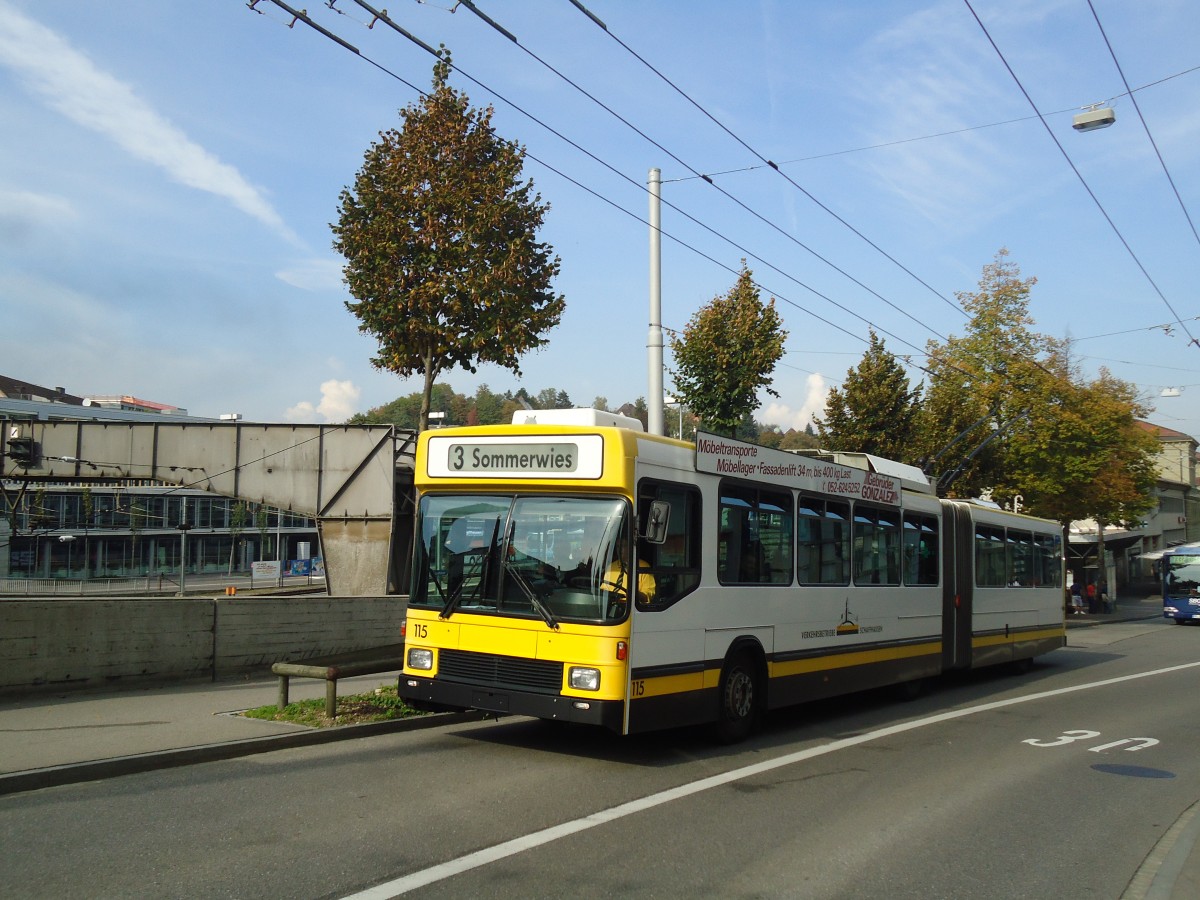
[642,500,670,544]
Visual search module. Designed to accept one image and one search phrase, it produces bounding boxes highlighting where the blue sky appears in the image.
[2,1,1199,438]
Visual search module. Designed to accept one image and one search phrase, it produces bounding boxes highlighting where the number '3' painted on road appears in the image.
[1023,729,1101,747]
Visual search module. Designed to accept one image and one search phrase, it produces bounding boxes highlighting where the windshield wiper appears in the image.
[441,518,500,620]
[504,559,559,630]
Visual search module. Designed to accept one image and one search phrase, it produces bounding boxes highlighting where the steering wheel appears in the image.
[599,578,628,599]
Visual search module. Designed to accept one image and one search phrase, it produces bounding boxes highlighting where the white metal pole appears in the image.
[648,167,664,436]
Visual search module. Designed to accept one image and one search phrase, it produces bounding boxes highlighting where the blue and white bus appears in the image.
[1161,544,1200,624]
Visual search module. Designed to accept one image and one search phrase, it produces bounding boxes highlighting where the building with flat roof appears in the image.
[1,375,316,585]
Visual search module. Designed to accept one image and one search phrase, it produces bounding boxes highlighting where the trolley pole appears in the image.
[648,167,664,436]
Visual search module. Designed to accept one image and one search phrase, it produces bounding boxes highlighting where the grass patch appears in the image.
[242,683,428,728]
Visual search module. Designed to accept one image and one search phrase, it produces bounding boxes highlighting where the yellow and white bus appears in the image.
[398,409,1064,741]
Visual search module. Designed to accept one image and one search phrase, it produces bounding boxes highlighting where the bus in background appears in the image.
[1161,544,1200,623]
[398,409,1065,741]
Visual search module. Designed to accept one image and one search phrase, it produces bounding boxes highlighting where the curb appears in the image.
[0,710,483,797]
[1066,609,1162,628]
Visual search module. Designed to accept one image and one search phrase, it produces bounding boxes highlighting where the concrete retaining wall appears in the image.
[0,595,407,695]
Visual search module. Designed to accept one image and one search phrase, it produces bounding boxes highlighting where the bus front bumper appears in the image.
[399,676,626,732]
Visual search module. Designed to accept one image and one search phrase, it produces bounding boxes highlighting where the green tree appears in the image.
[999,352,1158,529]
[669,263,787,437]
[533,387,572,410]
[332,54,564,432]
[350,384,470,429]
[472,384,507,425]
[779,428,821,451]
[919,250,1049,495]
[816,330,922,463]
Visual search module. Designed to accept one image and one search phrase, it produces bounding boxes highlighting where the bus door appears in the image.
[942,503,974,670]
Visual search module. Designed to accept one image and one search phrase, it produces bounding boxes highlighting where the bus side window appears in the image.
[637,481,701,609]
[852,505,901,586]
[975,525,1007,587]
[902,511,939,586]
[718,484,793,585]
[798,497,850,585]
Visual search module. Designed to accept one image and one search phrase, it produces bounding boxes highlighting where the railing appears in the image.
[0,577,152,596]
[0,572,326,597]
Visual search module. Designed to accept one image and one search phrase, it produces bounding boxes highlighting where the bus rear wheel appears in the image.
[714,653,759,744]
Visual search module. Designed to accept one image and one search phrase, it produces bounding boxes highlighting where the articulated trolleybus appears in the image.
[398,409,1065,741]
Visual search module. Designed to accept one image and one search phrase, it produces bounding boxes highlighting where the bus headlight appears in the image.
[569,666,601,691]
[407,648,433,670]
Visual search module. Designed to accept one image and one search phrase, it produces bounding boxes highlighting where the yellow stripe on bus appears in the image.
[971,626,1065,649]
[769,641,942,679]
[631,641,944,699]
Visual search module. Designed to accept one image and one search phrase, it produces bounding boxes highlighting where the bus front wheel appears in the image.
[714,652,759,744]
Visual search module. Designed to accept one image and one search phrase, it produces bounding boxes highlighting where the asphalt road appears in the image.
[4,618,1199,899]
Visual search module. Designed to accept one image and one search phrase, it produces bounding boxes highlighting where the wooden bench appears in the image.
[270,642,406,718]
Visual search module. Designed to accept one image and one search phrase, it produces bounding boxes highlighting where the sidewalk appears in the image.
[0,593,1166,796]
[1066,591,1165,627]
[0,669,470,796]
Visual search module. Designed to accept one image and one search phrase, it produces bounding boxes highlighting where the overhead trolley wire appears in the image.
[303,0,951,364]
[451,1,1062,389]
[963,0,1200,351]
[261,1,918,363]
[260,2,1052,399]
[564,0,964,319]
[1086,0,1200,253]
[678,61,1200,181]
[450,0,952,342]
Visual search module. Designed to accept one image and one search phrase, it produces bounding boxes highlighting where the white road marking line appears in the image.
[345,660,1200,899]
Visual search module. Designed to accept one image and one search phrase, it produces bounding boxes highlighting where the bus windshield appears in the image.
[1164,554,1200,598]
[411,494,633,626]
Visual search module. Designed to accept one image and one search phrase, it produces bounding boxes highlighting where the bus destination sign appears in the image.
[426,434,605,479]
[694,433,900,505]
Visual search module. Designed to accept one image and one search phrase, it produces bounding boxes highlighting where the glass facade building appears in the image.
[3,482,317,580]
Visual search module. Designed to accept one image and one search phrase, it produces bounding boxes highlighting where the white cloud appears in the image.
[275,258,346,292]
[0,1,298,243]
[286,379,362,423]
[849,2,1031,229]
[760,373,829,432]
[0,187,78,242]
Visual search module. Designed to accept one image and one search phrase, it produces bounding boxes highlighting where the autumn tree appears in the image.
[779,427,821,452]
[333,54,564,432]
[998,351,1158,530]
[918,250,1050,495]
[669,263,787,437]
[816,330,922,463]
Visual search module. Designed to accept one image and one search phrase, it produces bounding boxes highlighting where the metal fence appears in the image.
[0,577,160,597]
[0,572,325,597]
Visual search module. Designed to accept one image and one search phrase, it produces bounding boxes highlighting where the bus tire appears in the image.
[1007,656,1034,676]
[713,652,759,744]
